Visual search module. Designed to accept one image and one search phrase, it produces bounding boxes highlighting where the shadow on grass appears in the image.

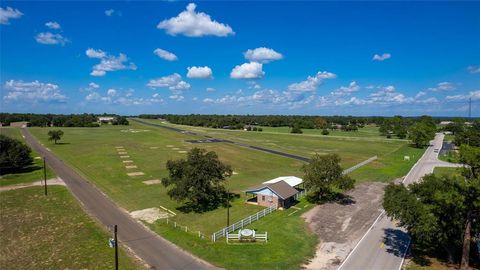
[383,228,410,258]
[176,191,240,214]
[307,191,356,205]
[0,165,41,176]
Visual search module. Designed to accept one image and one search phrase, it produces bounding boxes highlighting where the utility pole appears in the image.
[114,225,119,270]
[43,157,47,196]
[468,97,472,120]
[226,190,230,228]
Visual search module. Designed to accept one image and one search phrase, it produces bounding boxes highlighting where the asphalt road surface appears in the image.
[338,133,462,270]
[21,128,217,270]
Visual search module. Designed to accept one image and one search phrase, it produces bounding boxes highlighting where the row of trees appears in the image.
[0,113,129,127]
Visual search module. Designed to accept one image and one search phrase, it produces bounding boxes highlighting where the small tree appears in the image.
[291,125,303,134]
[321,129,329,135]
[48,130,64,144]
[303,153,354,202]
[0,135,33,170]
[162,148,232,212]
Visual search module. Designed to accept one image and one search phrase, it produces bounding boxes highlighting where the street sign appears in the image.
[109,238,116,248]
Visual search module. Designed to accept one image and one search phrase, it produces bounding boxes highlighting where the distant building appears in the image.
[98,117,116,124]
[245,176,304,209]
[439,121,453,126]
[9,121,30,128]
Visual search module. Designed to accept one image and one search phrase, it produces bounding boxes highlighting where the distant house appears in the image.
[98,117,116,124]
[439,121,453,126]
[245,176,304,209]
[9,121,30,128]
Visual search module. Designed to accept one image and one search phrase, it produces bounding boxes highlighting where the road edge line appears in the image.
[337,209,385,270]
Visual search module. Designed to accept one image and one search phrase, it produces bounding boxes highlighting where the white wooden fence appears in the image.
[212,205,276,242]
[342,155,377,175]
[226,231,268,243]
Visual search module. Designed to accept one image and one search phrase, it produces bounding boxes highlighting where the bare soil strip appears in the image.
[0,178,65,192]
[127,172,145,176]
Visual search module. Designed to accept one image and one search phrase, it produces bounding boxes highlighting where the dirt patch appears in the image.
[130,207,172,224]
[178,151,187,153]
[142,179,162,185]
[149,147,159,149]
[172,148,180,150]
[0,178,65,192]
[166,145,174,147]
[127,172,145,177]
[302,182,387,270]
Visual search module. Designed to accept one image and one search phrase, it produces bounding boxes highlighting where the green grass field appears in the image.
[0,186,140,270]
[136,119,425,183]
[150,199,317,270]
[0,127,55,186]
[256,125,386,138]
[26,120,426,269]
[433,167,462,178]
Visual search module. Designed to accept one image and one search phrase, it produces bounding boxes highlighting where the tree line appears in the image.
[0,113,129,127]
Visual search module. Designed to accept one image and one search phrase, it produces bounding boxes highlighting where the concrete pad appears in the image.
[130,207,171,224]
[125,165,138,169]
[120,155,130,158]
[178,151,187,153]
[127,172,145,176]
[142,179,162,185]
[118,152,128,155]
[123,160,134,163]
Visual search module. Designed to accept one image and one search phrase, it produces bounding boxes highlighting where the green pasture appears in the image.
[0,127,55,186]
[0,186,140,270]
[135,118,425,183]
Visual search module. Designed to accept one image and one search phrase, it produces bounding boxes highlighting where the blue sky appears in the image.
[1,1,479,116]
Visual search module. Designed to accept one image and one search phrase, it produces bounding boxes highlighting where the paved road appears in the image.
[21,128,216,270]
[338,133,462,270]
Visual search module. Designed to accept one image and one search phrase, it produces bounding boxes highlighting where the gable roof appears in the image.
[263,176,303,187]
[245,180,299,200]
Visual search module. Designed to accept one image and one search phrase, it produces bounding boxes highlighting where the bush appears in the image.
[291,125,303,134]
[258,128,263,132]
[322,129,329,135]
[0,135,33,171]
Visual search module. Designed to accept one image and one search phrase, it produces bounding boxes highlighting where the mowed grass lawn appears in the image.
[151,199,317,270]
[29,123,304,234]
[29,123,317,269]
[0,127,55,186]
[136,119,425,183]
[0,186,140,270]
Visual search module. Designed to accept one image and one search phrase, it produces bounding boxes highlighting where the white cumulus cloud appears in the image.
[0,7,23,25]
[446,90,480,101]
[105,9,115,16]
[35,32,69,46]
[331,81,360,96]
[230,62,264,79]
[372,53,391,61]
[244,47,283,63]
[427,82,456,92]
[288,71,336,91]
[85,48,137,77]
[154,48,178,61]
[157,3,234,37]
[45,21,61,29]
[187,66,213,79]
[146,73,191,92]
[3,80,67,103]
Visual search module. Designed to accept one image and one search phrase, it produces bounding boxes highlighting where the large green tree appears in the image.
[48,130,64,144]
[0,135,33,171]
[408,122,436,148]
[302,154,355,202]
[162,148,232,212]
